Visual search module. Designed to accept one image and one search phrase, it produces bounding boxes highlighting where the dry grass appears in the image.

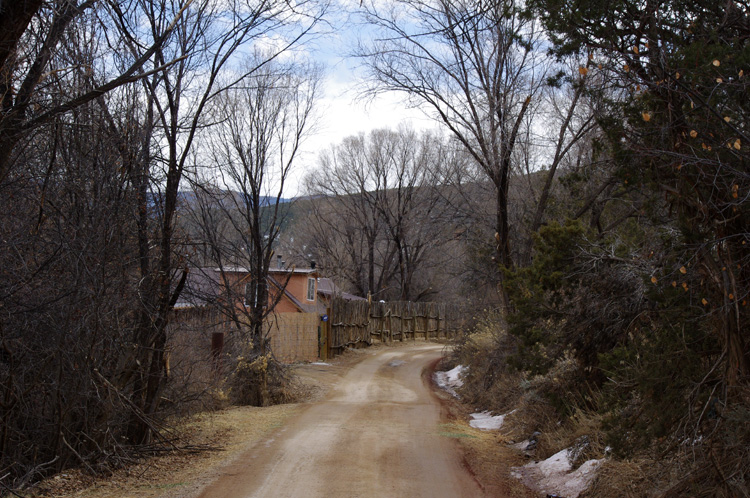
[581,458,649,498]
[28,404,303,498]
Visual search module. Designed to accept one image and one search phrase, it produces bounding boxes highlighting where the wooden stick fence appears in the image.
[327,297,464,357]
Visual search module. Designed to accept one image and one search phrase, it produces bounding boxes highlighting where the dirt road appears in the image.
[195,344,483,498]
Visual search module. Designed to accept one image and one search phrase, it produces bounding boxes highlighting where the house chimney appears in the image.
[310,261,316,270]
[277,254,283,269]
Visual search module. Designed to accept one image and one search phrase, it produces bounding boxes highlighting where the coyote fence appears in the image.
[326,297,464,357]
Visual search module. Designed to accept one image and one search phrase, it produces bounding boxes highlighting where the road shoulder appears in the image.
[427,358,538,498]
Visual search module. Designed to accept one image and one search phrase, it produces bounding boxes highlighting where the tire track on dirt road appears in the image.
[194,344,484,498]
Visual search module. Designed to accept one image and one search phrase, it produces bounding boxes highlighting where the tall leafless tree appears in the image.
[356,0,547,300]
[184,57,321,405]
[0,0,328,484]
[107,0,326,441]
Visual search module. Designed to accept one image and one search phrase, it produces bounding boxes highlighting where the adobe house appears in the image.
[176,260,323,314]
[173,259,328,363]
[266,264,325,314]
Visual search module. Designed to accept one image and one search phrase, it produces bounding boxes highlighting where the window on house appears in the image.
[245,281,267,308]
[244,283,254,306]
[307,277,315,301]
[245,282,266,307]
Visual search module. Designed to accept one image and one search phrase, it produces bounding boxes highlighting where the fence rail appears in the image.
[326,298,464,357]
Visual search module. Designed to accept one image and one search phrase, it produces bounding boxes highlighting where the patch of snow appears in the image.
[469,410,514,430]
[310,362,331,366]
[537,448,573,477]
[434,365,466,398]
[558,459,604,497]
[389,360,405,367]
[511,447,604,498]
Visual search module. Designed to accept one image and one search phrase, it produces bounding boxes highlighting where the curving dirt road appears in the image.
[195,344,483,498]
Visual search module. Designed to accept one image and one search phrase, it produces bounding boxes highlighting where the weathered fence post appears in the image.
[399,302,404,342]
[211,331,224,375]
[436,304,441,340]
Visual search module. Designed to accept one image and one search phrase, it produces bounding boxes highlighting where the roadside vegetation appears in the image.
[448,0,750,492]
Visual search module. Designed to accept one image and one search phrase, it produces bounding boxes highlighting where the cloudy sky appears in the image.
[285,3,438,195]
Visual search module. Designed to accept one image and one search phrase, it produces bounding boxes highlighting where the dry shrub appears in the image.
[581,399,750,497]
[532,408,607,467]
[451,312,525,412]
[582,459,649,498]
[508,353,596,444]
[166,310,295,412]
[452,313,603,449]
[226,351,294,407]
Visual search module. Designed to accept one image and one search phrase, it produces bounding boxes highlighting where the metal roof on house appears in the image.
[219,266,318,275]
[317,278,366,302]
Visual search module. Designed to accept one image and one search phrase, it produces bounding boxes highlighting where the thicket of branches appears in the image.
[0,0,325,491]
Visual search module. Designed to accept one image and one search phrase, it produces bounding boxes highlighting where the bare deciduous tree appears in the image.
[185,57,321,405]
[0,0,328,485]
[356,0,547,294]
[300,127,458,301]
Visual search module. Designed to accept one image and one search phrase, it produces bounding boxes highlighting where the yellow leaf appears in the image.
[624,64,630,72]
[598,64,603,69]
[680,266,687,274]
[682,282,689,291]
[675,72,680,79]
[651,276,658,284]
[724,116,731,122]
[716,78,723,83]
[579,66,588,76]
[740,70,744,78]
[734,139,741,150]
[633,46,639,54]
[642,112,651,122]
[690,101,695,109]
[713,59,721,67]
[729,293,734,300]
[671,281,677,287]
[690,130,698,138]
[733,184,739,199]
[702,298,708,305]
[588,53,594,60]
